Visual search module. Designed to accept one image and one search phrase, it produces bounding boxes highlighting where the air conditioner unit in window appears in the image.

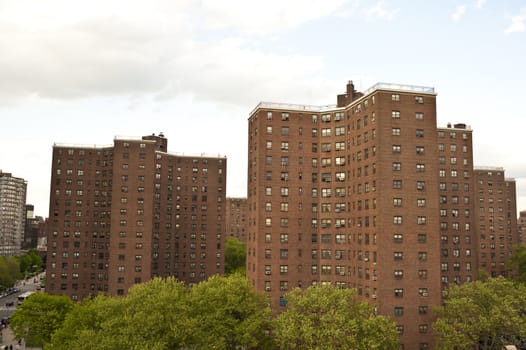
[265,271,271,275]
[372,294,377,299]
[364,258,369,262]
[372,276,377,281]
[265,287,271,292]
[280,287,287,291]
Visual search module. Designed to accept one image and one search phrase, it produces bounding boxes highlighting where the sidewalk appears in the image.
[1,326,40,350]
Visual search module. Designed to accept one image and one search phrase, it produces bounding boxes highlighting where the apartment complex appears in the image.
[247,81,518,349]
[225,197,247,241]
[437,123,477,293]
[47,134,227,300]
[518,210,526,243]
[474,167,518,276]
[0,171,27,256]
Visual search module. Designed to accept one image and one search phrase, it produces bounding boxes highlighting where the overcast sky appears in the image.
[1,0,526,217]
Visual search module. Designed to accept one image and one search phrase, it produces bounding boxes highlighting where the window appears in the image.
[416,129,424,137]
[392,128,401,136]
[393,233,403,243]
[416,146,424,154]
[418,252,427,261]
[280,141,289,151]
[394,269,404,278]
[393,180,402,189]
[417,181,425,191]
[416,112,424,120]
[266,126,272,135]
[393,198,402,207]
[416,164,425,172]
[419,288,428,297]
[393,216,402,224]
[392,145,401,153]
[392,111,400,119]
[280,234,288,243]
[394,251,403,260]
[392,94,400,101]
[281,112,289,121]
[394,307,404,316]
[394,288,404,297]
[415,96,424,104]
[281,127,289,136]
[392,162,401,171]
[417,198,426,207]
[335,127,345,136]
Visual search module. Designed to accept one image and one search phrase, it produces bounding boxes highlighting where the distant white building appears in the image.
[0,171,27,256]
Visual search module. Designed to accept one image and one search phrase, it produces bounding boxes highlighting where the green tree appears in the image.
[433,277,526,350]
[10,293,74,347]
[50,278,191,350]
[18,249,43,276]
[224,237,246,274]
[273,284,399,350]
[0,256,21,290]
[507,244,526,284]
[187,273,272,349]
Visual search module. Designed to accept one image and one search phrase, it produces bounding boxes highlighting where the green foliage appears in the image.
[188,273,272,349]
[10,293,74,348]
[0,256,22,290]
[507,244,526,284]
[273,284,399,350]
[18,249,43,275]
[48,274,272,350]
[50,279,192,350]
[224,237,246,275]
[433,277,526,350]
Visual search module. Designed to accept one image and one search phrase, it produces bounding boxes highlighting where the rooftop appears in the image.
[250,81,436,116]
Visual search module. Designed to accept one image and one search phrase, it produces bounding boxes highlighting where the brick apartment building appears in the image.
[246,81,519,349]
[474,167,518,276]
[226,197,247,241]
[46,133,226,300]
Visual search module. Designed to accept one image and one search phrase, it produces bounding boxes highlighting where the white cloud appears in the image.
[475,0,486,9]
[0,0,345,106]
[201,0,347,35]
[362,1,399,22]
[505,8,526,34]
[452,4,467,21]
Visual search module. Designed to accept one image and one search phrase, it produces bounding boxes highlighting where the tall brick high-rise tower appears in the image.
[47,134,226,300]
[247,81,519,349]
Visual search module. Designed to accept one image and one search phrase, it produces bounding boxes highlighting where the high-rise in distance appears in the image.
[247,81,519,350]
[0,171,27,256]
[46,133,227,300]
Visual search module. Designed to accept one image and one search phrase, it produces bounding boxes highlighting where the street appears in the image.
[0,277,43,349]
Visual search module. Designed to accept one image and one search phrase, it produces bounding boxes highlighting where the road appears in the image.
[0,277,43,349]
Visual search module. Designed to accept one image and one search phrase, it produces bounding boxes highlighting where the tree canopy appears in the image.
[224,237,246,275]
[9,293,74,347]
[47,274,272,350]
[507,244,526,284]
[273,284,399,350]
[433,277,526,350]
